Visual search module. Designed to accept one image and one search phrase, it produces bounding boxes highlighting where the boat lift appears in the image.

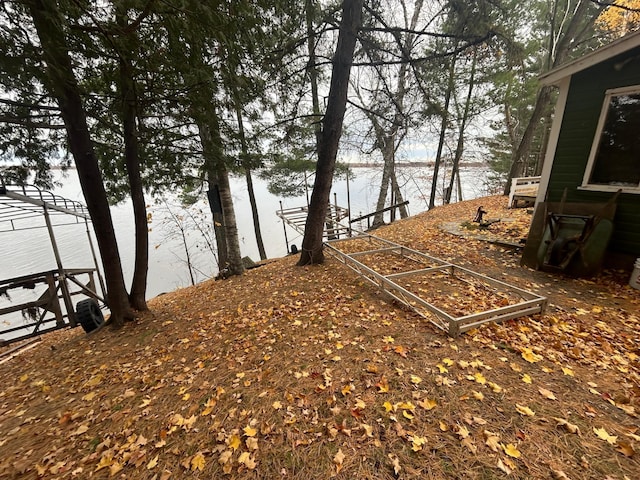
[0,178,107,346]
[277,203,547,337]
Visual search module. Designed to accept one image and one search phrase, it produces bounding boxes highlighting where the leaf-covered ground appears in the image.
[1,195,638,479]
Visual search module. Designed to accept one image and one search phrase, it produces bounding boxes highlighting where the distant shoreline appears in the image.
[348,161,487,168]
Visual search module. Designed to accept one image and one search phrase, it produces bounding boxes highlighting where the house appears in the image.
[523,32,640,271]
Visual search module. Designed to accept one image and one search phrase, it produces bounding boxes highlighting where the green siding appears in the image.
[548,48,640,257]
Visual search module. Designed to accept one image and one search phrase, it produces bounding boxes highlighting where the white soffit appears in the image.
[540,32,640,86]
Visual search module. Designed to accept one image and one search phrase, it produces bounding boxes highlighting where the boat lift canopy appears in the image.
[0,177,106,345]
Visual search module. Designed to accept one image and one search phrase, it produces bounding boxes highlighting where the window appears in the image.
[583,85,640,193]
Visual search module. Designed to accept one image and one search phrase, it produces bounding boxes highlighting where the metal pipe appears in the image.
[85,218,107,304]
[279,200,290,253]
[43,204,76,326]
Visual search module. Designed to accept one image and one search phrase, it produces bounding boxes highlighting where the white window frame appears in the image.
[580,85,640,194]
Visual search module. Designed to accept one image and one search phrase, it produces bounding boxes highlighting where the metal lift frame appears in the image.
[277,204,547,337]
[0,178,107,345]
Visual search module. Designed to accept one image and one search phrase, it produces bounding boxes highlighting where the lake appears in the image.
[0,164,491,339]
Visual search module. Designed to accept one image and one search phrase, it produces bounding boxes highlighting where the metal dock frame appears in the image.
[325,233,547,337]
[276,204,547,337]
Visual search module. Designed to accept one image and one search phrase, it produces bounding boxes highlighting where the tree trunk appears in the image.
[306,0,322,149]
[298,0,363,265]
[27,0,133,325]
[197,111,245,277]
[503,84,553,193]
[235,105,266,260]
[372,134,393,226]
[391,171,408,218]
[116,7,148,311]
[445,49,476,205]
[216,166,244,276]
[503,0,602,194]
[429,58,455,210]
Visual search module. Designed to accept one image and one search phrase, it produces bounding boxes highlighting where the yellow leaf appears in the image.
[402,410,414,420]
[472,391,484,401]
[538,387,557,400]
[515,404,535,416]
[410,435,427,451]
[109,461,123,477]
[182,393,191,401]
[439,420,448,431]
[85,374,103,388]
[272,400,282,410]
[243,425,257,437]
[95,452,113,471]
[382,336,395,343]
[503,443,521,458]
[510,363,522,372]
[147,455,158,470]
[19,374,29,382]
[521,348,542,363]
[201,398,217,416]
[521,374,532,384]
[341,384,353,396]
[82,391,97,401]
[442,358,454,366]
[593,427,617,444]
[410,374,422,384]
[190,452,206,472]
[228,434,241,451]
[376,377,390,393]
[436,364,448,373]
[418,398,437,410]
[383,401,394,412]
[474,372,487,385]
[561,367,574,377]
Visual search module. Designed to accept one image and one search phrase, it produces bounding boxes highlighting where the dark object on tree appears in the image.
[290,244,299,254]
[242,256,257,269]
[473,206,487,223]
[76,298,104,333]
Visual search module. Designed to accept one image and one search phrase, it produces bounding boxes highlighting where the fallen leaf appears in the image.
[521,348,542,363]
[593,427,617,444]
[417,398,437,410]
[561,367,574,377]
[228,434,241,451]
[497,458,512,475]
[388,453,401,476]
[147,455,159,470]
[521,374,532,384]
[553,417,580,435]
[333,448,345,473]
[243,425,257,437]
[515,404,535,417]
[503,443,521,458]
[539,387,557,400]
[616,441,635,457]
[483,430,500,452]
